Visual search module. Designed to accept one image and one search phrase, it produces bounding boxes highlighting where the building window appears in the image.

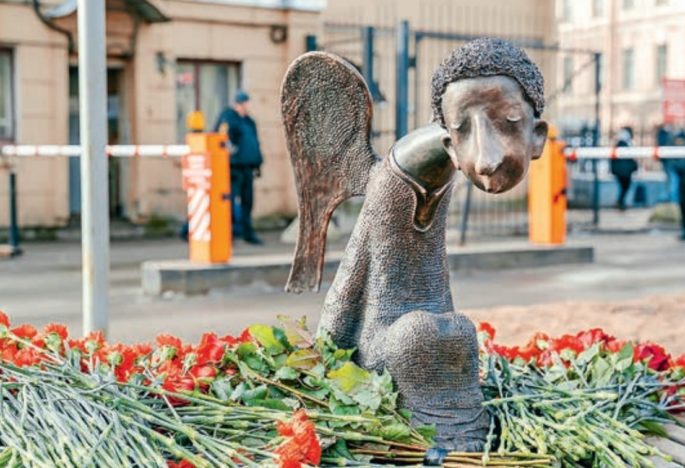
[563,56,574,94]
[622,48,635,90]
[623,0,635,9]
[561,0,572,21]
[656,0,668,5]
[0,49,14,141]
[176,61,241,142]
[593,0,604,17]
[656,44,668,85]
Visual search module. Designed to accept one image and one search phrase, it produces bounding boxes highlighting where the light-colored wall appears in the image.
[128,1,320,222]
[0,0,320,227]
[0,3,70,228]
[556,0,685,143]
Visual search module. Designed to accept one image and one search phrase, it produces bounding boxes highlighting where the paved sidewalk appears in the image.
[0,231,683,348]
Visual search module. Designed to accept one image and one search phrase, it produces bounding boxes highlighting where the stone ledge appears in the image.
[141,245,594,296]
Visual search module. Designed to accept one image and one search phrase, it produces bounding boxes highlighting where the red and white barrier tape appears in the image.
[565,146,685,160]
[0,145,189,158]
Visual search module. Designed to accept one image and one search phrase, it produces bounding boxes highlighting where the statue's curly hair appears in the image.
[431,37,545,128]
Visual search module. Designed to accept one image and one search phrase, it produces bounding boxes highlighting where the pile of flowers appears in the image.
[478,323,684,466]
[0,309,683,467]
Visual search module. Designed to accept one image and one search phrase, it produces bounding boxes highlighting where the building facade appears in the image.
[0,0,321,227]
[556,0,685,144]
[0,0,557,229]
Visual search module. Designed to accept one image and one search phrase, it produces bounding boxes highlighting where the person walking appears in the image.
[610,127,638,211]
[215,91,264,245]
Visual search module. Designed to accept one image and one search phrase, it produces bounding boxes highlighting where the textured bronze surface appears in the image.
[281,39,548,452]
[281,52,378,293]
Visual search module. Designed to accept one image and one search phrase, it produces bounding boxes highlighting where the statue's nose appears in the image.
[472,114,504,176]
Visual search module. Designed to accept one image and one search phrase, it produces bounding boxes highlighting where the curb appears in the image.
[142,245,594,296]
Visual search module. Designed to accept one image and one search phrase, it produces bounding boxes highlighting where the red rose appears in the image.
[634,343,671,372]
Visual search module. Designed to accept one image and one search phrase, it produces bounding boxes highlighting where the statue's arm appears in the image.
[392,124,456,193]
[391,124,456,231]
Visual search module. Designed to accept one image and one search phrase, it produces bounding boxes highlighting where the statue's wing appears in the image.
[281,52,377,293]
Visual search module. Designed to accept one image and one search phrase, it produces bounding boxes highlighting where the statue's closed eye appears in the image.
[451,117,469,132]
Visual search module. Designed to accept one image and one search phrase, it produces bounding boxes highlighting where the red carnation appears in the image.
[12,324,38,340]
[674,354,685,370]
[167,461,195,468]
[275,410,321,468]
[477,322,496,340]
[576,328,613,348]
[156,334,183,350]
[0,311,9,328]
[550,334,585,356]
[195,333,226,364]
[43,323,68,340]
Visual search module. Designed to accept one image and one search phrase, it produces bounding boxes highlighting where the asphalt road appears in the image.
[0,232,683,345]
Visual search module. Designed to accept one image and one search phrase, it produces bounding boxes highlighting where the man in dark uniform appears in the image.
[215,91,264,245]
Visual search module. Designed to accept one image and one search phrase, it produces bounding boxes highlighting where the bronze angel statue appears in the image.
[280,38,548,454]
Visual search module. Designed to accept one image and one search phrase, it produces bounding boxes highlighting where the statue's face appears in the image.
[441,75,548,194]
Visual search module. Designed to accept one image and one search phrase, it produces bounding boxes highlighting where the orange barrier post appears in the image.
[182,133,232,263]
[529,127,567,245]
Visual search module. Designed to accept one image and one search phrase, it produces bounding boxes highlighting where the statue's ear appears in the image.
[532,120,549,160]
[441,133,459,169]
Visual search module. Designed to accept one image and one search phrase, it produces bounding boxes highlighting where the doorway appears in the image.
[68,66,128,219]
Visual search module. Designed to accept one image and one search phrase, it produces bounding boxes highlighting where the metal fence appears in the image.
[310,14,604,242]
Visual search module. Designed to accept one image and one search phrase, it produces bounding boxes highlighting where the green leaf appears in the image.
[286,349,321,371]
[576,343,600,366]
[327,362,371,393]
[416,424,437,441]
[274,366,299,381]
[638,420,668,437]
[615,343,635,372]
[241,384,268,404]
[248,324,286,355]
[591,356,614,387]
[246,399,291,411]
[230,382,246,402]
[210,377,233,401]
[379,423,412,442]
[277,315,314,349]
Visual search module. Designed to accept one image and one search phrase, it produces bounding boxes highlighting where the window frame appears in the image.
[175,59,242,143]
[622,48,635,91]
[0,47,15,143]
[655,44,668,86]
[592,0,604,17]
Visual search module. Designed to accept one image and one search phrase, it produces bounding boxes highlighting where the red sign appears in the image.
[663,79,685,123]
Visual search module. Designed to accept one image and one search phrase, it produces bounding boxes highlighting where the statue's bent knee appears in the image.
[381,311,489,451]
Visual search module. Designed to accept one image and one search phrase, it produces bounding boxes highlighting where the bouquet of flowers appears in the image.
[0,309,683,467]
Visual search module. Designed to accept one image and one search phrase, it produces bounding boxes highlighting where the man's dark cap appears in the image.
[235,90,250,104]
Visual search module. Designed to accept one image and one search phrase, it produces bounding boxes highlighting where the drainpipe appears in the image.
[32,0,75,53]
